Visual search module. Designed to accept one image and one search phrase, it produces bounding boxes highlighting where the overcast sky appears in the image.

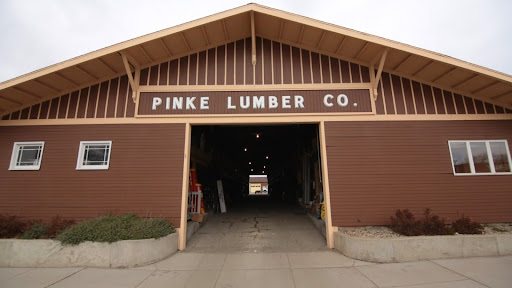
[1,0,511,83]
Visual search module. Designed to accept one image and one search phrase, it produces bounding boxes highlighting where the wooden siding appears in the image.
[1,75,135,121]
[0,124,185,227]
[3,37,511,120]
[325,120,512,227]
[375,71,512,115]
[139,37,371,87]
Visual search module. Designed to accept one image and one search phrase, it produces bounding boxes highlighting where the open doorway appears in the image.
[186,124,328,252]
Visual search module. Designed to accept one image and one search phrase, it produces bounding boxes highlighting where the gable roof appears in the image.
[1,3,511,116]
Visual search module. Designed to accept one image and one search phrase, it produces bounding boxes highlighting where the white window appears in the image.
[9,142,45,170]
[448,140,512,175]
[76,141,112,170]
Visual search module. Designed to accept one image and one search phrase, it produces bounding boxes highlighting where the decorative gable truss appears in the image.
[2,38,510,120]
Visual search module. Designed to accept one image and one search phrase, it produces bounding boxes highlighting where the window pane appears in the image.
[450,142,471,173]
[83,144,109,165]
[17,146,42,166]
[490,142,511,172]
[469,142,491,173]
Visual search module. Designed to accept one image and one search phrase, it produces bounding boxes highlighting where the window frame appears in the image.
[9,141,45,171]
[448,140,512,176]
[76,141,112,170]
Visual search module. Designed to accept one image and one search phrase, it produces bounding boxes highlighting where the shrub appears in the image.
[390,208,454,236]
[21,222,49,239]
[47,215,76,238]
[451,215,483,234]
[390,209,422,236]
[0,214,27,238]
[56,214,175,245]
[421,208,453,235]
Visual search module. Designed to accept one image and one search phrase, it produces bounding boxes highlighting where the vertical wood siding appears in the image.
[138,37,370,87]
[2,75,135,121]
[325,120,512,227]
[0,124,185,227]
[374,71,510,115]
[3,38,511,121]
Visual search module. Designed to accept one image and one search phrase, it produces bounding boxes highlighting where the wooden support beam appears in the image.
[412,60,434,77]
[11,86,42,100]
[120,52,140,103]
[392,54,412,71]
[180,32,191,51]
[138,45,153,62]
[335,36,346,55]
[373,48,389,96]
[278,19,284,40]
[54,72,79,86]
[159,39,173,57]
[316,31,326,49]
[0,95,23,105]
[201,25,210,46]
[451,74,479,89]
[96,58,117,74]
[251,11,256,66]
[471,80,499,94]
[354,42,369,60]
[370,65,378,99]
[222,19,229,40]
[297,25,305,44]
[432,67,457,83]
[33,79,59,93]
[75,65,99,81]
[491,89,512,100]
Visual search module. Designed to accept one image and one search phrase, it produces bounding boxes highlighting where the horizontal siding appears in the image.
[325,120,512,227]
[0,124,185,227]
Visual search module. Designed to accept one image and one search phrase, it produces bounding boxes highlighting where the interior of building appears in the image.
[189,124,323,211]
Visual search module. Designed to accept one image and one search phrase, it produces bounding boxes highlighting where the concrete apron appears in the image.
[185,201,328,253]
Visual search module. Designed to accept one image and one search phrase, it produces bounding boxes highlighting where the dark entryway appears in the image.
[187,124,326,251]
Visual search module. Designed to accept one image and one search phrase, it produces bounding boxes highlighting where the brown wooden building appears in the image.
[1,4,511,249]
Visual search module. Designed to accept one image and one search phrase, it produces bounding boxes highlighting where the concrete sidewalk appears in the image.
[1,251,511,288]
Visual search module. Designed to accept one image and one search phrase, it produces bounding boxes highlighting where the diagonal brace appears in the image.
[372,48,389,100]
[120,52,140,103]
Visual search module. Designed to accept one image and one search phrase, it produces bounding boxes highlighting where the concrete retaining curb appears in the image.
[0,233,178,268]
[334,231,512,263]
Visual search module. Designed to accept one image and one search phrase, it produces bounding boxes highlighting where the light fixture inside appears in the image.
[256,134,260,138]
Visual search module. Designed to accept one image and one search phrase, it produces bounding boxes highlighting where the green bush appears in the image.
[56,214,175,245]
[21,223,49,239]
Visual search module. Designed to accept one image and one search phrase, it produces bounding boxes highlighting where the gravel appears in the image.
[339,223,512,238]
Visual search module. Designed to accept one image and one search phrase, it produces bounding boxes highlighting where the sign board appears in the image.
[216,180,226,213]
[138,89,372,116]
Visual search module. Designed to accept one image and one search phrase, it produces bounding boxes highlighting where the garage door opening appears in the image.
[186,124,328,252]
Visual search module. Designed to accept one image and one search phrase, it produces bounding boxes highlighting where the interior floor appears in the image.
[185,198,328,253]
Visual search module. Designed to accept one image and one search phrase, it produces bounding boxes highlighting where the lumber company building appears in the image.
[1,4,511,249]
